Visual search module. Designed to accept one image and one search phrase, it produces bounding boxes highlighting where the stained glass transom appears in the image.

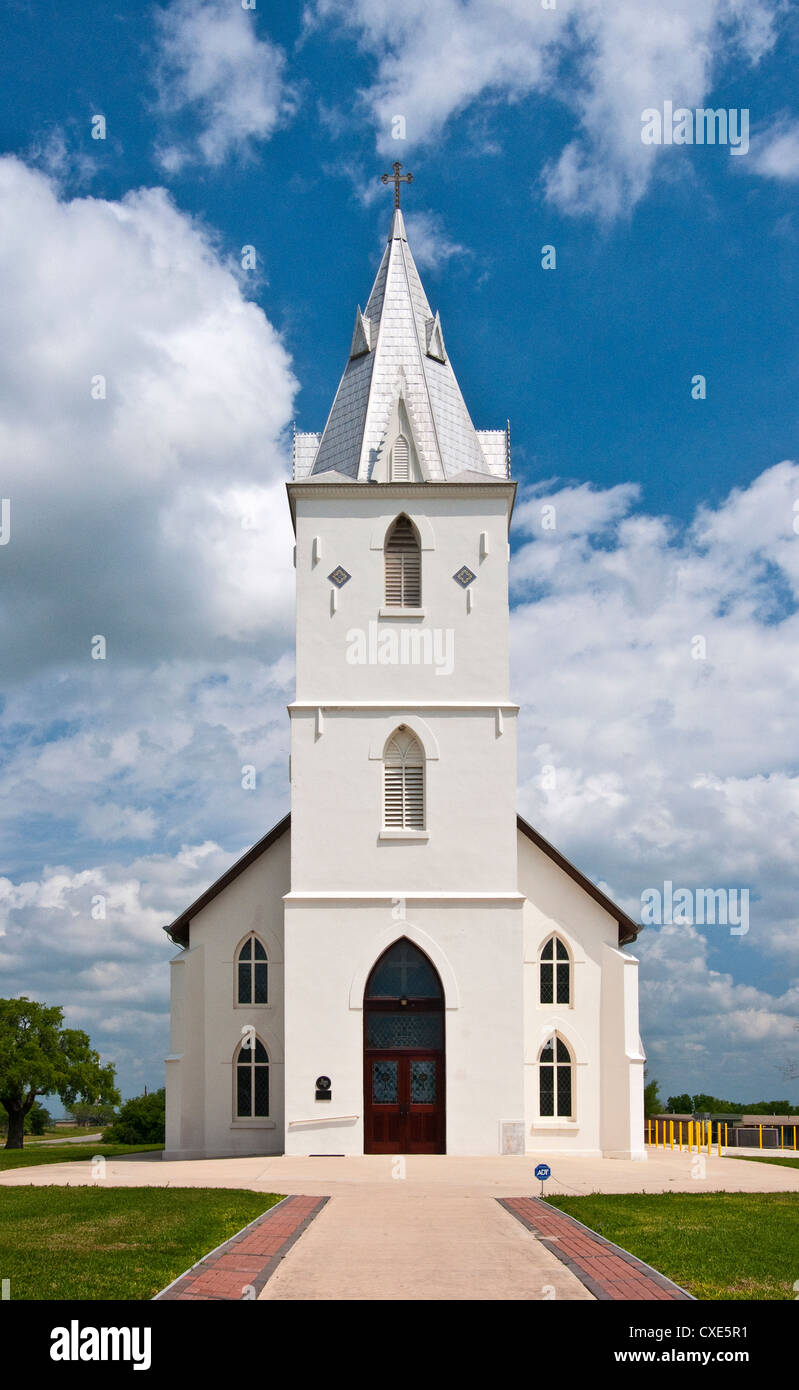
[365,1012,443,1049]
[366,940,442,999]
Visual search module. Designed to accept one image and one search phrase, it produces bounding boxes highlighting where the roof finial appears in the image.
[381,161,413,209]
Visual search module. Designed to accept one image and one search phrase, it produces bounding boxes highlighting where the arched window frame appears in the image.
[233,1035,270,1120]
[234,933,269,1007]
[539,933,572,1007]
[382,726,425,832]
[384,514,422,609]
[537,1033,575,1120]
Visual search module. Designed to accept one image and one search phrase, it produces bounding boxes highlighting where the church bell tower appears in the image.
[283,172,525,1156]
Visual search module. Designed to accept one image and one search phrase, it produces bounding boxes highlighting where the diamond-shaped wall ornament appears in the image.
[453,565,476,588]
[328,566,351,588]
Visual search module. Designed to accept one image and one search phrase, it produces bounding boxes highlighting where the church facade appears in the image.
[163,200,646,1162]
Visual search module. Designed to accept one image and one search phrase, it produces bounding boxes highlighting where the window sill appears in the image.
[379,829,429,841]
[233,1002,272,1010]
[378,607,426,619]
[531,1119,578,1129]
[231,1119,276,1129]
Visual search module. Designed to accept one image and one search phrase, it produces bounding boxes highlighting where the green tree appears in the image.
[667,1094,694,1113]
[26,1101,52,1135]
[72,1100,116,1128]
[643,1072,661,1117]
[0,998,119,1150]
[104,1088,165,1145]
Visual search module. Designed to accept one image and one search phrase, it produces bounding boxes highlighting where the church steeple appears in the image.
[295,200,510,484]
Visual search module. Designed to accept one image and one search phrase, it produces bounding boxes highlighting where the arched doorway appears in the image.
[363,938,445,1154]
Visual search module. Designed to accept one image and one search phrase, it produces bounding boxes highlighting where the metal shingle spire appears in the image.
[306,174,509,482]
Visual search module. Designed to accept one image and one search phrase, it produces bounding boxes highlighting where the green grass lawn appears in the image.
[545,1192,799,1300]
[25,1127,103,1142]
[0,1143,162,1172]
[0,1187,283,1300]
[729,1156,799,1171]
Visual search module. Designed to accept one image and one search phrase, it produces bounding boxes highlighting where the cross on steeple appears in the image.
[381,161,414,209]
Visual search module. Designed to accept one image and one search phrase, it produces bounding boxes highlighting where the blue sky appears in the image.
[1,0,798,1107]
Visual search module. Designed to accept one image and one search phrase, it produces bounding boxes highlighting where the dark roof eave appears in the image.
[164,813,290,947]
[516,813,641,948]
[163,810,640,951]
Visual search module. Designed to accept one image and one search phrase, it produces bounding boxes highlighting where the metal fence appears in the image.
[647,1117,799,1151]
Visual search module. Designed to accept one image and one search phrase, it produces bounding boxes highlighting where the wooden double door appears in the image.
[364,1051,444,1154]
[363,938,446,1154]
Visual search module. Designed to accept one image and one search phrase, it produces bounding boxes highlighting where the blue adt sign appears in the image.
[534,1163,551,1181]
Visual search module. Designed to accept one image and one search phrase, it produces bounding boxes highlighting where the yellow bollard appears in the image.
[707,1123,711,1156]
[647,1118,651,1146]
[794,1126,797,1152]
[670,1120,674,1150]
[759,1124,763,1149]
[725,1122,728,1148]
[781,1126,784,1150]
[679,1121,683,1152]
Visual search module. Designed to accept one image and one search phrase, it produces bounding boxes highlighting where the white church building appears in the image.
[163,190,646,1162]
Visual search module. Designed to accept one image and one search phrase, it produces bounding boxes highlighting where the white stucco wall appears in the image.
[292,486,513,704]
[283,898,525,1156]
[163,828,290,1160]
[519,830,645,1158]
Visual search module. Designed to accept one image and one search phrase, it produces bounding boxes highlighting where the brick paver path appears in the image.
[500,1197,694,1301]
[154,1195,328,1301]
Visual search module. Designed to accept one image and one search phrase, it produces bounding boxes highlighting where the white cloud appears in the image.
[153,0,297,171]
[308,0,780,218]
[401,211,468,271]
[749,116,799,181]
[640,924,799,1100]
[512,460,799,951]
[0,156,297,679]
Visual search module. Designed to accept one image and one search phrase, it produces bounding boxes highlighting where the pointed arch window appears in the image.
[384,514,421,607]
[235,1037,269,1118]
[384,727,425,830]
[390,434,410,482]
[237,935,268,1005]
[539,1035,573,1118]
[540,935,571,1005]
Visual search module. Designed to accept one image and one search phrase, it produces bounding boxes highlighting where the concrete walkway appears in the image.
[258,1188,592,1301]
[3,1149,799,1196]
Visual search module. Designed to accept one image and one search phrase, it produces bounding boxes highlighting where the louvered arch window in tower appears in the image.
[384,514,421,608]
[383,727,425,831]
[390,434,410,482]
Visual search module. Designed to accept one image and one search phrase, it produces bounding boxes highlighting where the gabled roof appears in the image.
[164,812,640,948]
[307,209,506,482]
[517,814,640,946]
[164,814,290,947]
